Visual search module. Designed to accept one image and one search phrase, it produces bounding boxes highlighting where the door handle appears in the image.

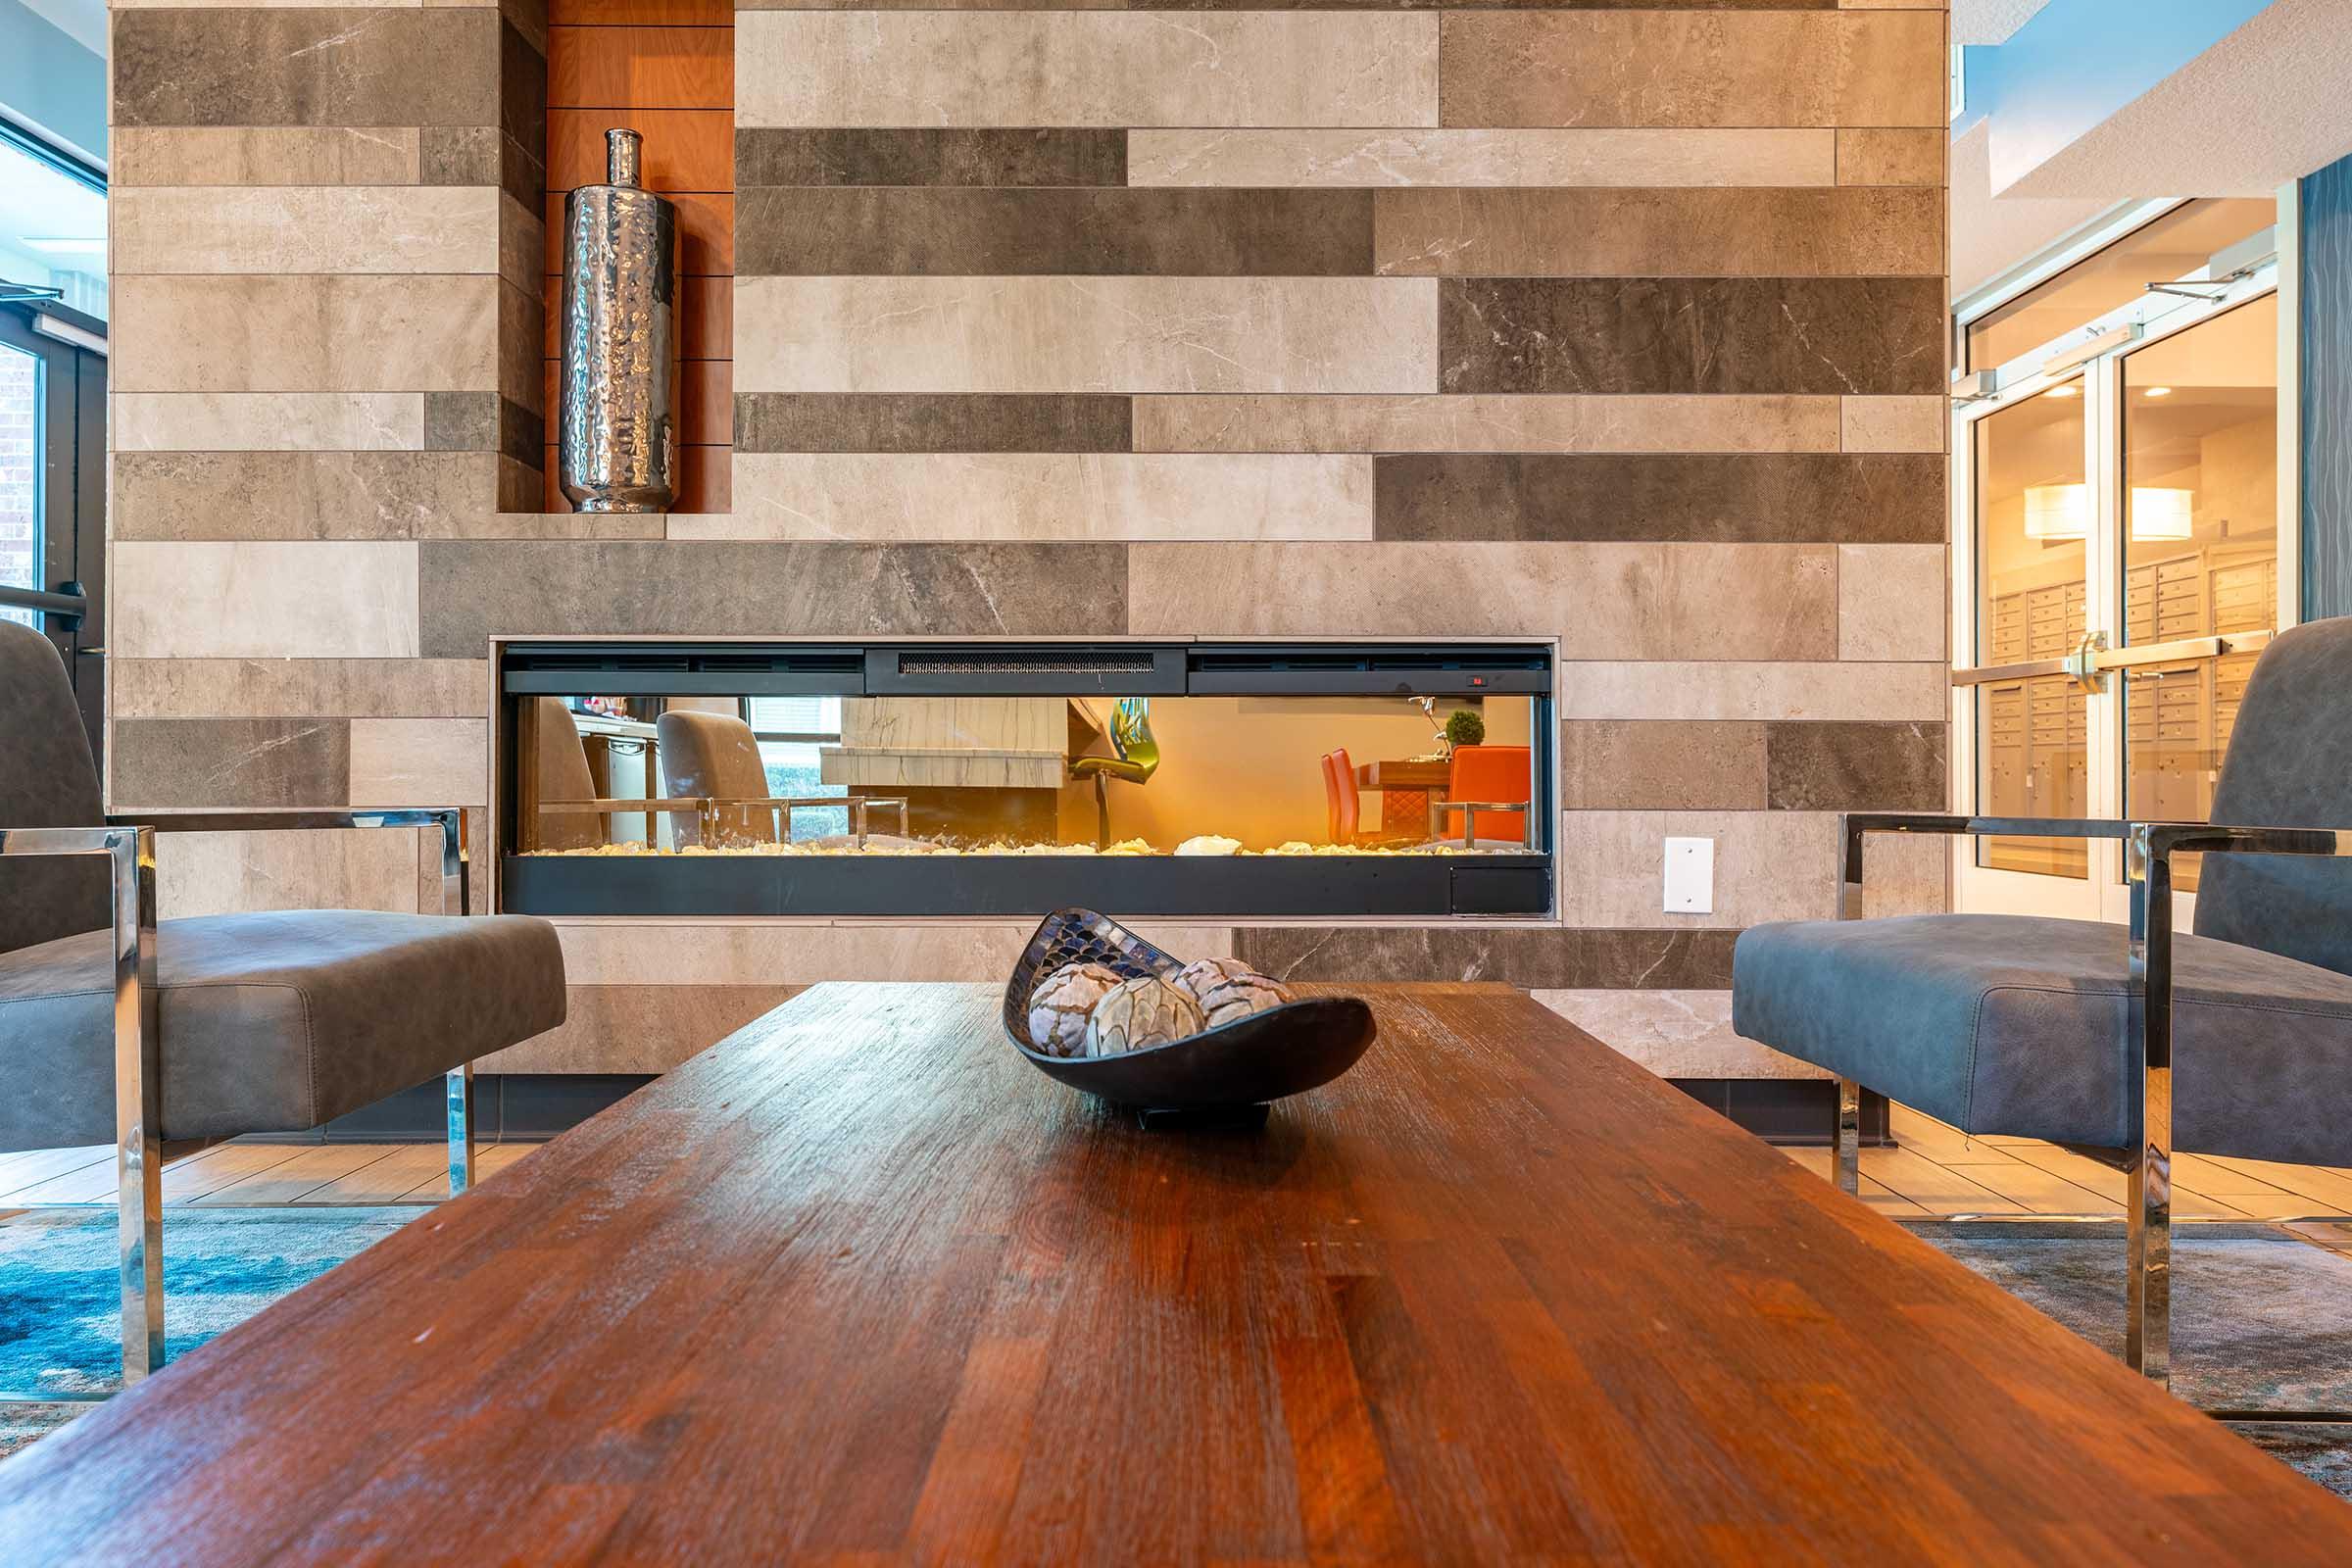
[0,582,87,628]
[1950,629,2272,693]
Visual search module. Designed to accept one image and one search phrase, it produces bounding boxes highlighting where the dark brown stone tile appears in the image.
[114,452,496,542]
[1375,188,1941,277]
[1765,721,1947,811]
[1440,278,1945,396]
[426,392,499,453]
[1561,721,1766,809]
[114,11,502,128]
[114,719,352,809]
[417,542,1130,658]
[1375,455,1944,544]
[424,393,542,465]
[500,279,543,417]
[736,188,1374,276]
[420,125,503,186]
[1232,926,1740,990]
[501,19,547,158]
[735,395,1131,454]
[735,128,1125,187]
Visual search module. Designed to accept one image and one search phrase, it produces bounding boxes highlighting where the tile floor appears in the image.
[6,1107,2350,1223]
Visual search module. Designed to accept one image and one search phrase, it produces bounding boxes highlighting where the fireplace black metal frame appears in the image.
[492,638,1557,920]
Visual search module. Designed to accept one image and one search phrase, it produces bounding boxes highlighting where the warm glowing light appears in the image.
[2024,483,2090,541]
[2130,486,2195,541]
[2143,386,2174,398]
[2043,385,2082,399]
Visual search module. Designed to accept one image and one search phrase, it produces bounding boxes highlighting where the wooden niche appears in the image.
[542,0,734,513]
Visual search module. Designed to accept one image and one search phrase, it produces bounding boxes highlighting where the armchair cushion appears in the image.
[1733,913,2352,1168]
[0,909,566,1152]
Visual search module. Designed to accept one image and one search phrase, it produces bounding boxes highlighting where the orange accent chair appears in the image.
[1321,749,1362,844]
[1440,745,1532,846]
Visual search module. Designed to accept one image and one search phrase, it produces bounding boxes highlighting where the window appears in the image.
[1964,198,2274,373]
[745,696,847,838]
[0,128,106,321]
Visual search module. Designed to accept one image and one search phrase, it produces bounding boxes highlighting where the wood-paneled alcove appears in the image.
[541,0,733,512]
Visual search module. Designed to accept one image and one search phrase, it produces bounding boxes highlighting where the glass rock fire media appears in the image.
[493,641,1556,918]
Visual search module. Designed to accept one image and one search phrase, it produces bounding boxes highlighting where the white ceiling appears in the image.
[2002,0,2352,198]
[1954,0,2058,45]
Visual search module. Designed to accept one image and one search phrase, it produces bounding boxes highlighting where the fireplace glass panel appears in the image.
[497,641,1556,919]
[523,691,1538,857]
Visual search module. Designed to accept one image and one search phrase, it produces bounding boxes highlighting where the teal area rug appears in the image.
[1915,1222,2352,1497]
[0,1206,418,1458]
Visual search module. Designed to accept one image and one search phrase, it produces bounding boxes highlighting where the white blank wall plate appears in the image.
[1663,837,1713,914]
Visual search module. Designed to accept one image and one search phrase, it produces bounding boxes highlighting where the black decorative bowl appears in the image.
[1002,908,1376,1119]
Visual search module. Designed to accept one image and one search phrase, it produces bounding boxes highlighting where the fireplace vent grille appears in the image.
[897,652,1158,675]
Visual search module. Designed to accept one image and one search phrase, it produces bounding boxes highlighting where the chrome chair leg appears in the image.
[2128,834,2176,1388]
[111,828,164,1384]
[447,1063,476,1197]
[1830,1076,1861,1197]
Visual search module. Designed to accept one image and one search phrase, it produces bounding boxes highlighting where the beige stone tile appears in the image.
[548,920,1235,988]
[113,453,664,542]
[1662,545,1838,661]
[1128,542,1830,657]
[112,542,420,659]
[735,276,1438,395]
[112,275,500,393]
[482,986,804,1075]
[1127,128,1837,188]
[156,827,431,919]
[112,659,490,719]
[1552,661,1949,722]
[1132,395,1840,455]
[1856,827,1951,917]
[1836,127,1945,186]
[1553,808,1840,928]
[113,0,425,7]
[349,718,488,808]
[113,187,498,274]
[1838,542,1946,662]
[1559,720,1767,809]
[112,126,423,186]
[738,13,1439,129]
[1840,395,1946,453]
[112,393,426,453]
[1532,989,1828,1080]
[706,454,1371,541]
[1441,12,1947,129]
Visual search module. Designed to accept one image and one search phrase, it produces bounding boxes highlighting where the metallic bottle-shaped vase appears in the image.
[560,128,679,513]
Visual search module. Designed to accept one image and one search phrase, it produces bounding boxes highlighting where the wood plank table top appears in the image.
[1354,759,1450,791]
[4,983,2346,1563]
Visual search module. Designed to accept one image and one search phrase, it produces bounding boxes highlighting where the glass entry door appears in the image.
[1952,266,2283,924]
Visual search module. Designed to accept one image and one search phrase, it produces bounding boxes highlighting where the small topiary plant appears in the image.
[1444,709,1486,750]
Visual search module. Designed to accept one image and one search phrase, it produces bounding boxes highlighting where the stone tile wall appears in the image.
[107,0,1950,1079]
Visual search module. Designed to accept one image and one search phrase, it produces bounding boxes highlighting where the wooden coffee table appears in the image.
[3,983,2345,1561]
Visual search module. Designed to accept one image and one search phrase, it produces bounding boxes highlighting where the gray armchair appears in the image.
[0,621,566,1385]
[1733,616,2352,1392]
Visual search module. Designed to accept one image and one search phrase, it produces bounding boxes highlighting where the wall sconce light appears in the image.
[2130,486,2195,541]
[2024,483,2090,541]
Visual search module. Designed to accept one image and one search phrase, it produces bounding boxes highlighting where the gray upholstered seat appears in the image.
[1735,913,2352,1166]
[659,707,777,846]
[1732,615,2352,1388]
[0,617,568,1381]
[0,909,565,1150]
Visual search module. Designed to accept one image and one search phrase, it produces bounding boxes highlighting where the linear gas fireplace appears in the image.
[491,640,1555,919]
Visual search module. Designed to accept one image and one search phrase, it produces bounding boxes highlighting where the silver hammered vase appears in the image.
[560,128,680,513]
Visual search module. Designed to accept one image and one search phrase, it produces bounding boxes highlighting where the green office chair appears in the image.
[1070,697,1158,850]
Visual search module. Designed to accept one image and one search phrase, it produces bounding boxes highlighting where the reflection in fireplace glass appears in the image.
[528,691,1538,858]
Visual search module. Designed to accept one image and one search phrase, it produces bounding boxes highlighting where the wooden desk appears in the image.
[5,984,2345,1562]
[1354,758,1450,792]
